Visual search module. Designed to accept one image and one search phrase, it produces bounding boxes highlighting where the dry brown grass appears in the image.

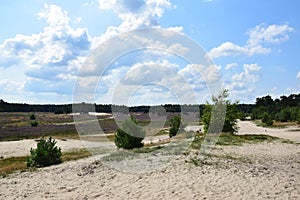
[0,148,91,178]
[61,149,91,162]
[272,121,298,127]
[0,156,28,177]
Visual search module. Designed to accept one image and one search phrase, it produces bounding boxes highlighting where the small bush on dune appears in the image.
[114,116,145,149]
[30,120,39,127]
[29,113,38,127]
[29,113,36,120]
[169,115,183,138]
[27,137,62,167]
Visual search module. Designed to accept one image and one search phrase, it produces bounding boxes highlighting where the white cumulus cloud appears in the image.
[92,0,179,48]
[247,24,294,46]
[232,64,261,82]
[122,60,178,85]
[208,24,294,59]
[98,0,172,26]
[0,1,185,103]
[0,4,91,95]
[225,63,238,70]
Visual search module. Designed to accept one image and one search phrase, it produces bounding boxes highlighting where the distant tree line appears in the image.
[1,93,299,125]
[0,99,71,113]
[0,99,202,114]
[251,93,300,124]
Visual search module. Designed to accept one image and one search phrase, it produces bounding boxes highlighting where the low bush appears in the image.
[169,115,182,137]
[114,116,145,149]
[262,112,273,126]
[27,137,62,167]
[29,113,36,120]
[30,120,39,127]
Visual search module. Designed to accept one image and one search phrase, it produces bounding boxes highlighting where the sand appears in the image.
[0,121,299,199]
[238,120,300,142]
[0,139,104,159]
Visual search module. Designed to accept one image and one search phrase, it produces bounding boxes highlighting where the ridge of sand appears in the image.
[0,121,299,199]
[0,141,299,199]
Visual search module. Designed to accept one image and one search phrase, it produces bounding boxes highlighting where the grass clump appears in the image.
[191,132,279,149]
[188,152,253,167]
[132,146,163,153]
[216,133,278,146]
[0,156,28,178]
[60,149,91,162]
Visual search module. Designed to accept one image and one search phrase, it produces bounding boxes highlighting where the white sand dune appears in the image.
[237,120,300,142]
[0,139,103,159]
[0,121,299,199]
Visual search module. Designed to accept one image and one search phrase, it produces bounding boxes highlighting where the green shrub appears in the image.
[27,137,62,167]
[114,116,145,149]
[202,90,239,133]
[30,120,39,127]
[29,113,36,120]
[262,112,273,126]
[169,115,182,137]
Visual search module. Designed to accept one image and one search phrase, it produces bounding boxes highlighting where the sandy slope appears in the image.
[0,139,104,159]
[0,141,299,199]
[0,121,299,199]
[237,120,300,142]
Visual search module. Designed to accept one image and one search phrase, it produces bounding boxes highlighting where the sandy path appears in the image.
[237,120,300,142]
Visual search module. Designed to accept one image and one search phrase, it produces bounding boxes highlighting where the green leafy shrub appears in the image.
[202,90,239,134]
[262,112,273,126]
[169,115,182,137]
[30,120,39,127]
[114,116,145,149]
[29,113,38,126]
[29,113,36,120]
[27,137,62,167]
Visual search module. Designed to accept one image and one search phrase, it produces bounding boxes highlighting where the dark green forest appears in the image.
[0,99,203,114]
[0,93,299,124]
[251,93,300,124]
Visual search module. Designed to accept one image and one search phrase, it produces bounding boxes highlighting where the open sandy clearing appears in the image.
[1,121,299,159]
[0,139,110,159]
[0,121,299,199]
[0,140,299,199]
[237,120,300,142]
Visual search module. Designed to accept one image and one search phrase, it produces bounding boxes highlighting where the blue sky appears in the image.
[0,0,299,105]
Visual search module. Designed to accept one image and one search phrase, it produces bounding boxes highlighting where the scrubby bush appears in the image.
[27,137,62,167]
[262,112,273,126]
[29,113,36,120]
[29,113,38,126]
[202,90,239,134]
[277,108,290,122]
[114,116,145,149]
[30,120,39,127]
[169,115,182,137]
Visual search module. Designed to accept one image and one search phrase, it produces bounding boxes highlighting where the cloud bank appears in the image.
[208,24,294,59]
